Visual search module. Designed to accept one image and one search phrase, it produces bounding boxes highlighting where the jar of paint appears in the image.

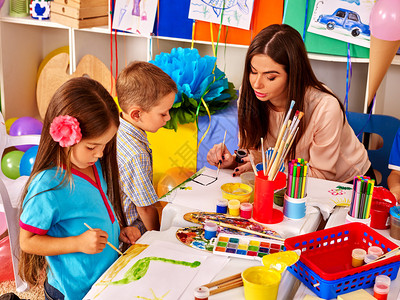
[368,246,384,257]
[389,206,400,240]
[240,202,253,219]
[203,222,218,240]
[216,198,228,214]
[228,199,240,216]
[351,248,366,267]
[364,253,378,264]
[194,286,210,300]
[373,274,391,300]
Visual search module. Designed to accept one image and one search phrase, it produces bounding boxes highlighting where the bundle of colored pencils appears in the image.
[287,159,309,199]
[349,176,375,219]
[264,100,304,180]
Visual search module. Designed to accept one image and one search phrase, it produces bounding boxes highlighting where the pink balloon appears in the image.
[370,0,400,41]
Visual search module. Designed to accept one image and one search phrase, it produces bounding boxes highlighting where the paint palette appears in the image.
[211,233,285,260]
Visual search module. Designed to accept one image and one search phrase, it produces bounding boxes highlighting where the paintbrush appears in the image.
[217,130,227,178]
[207,220,285,241]
[203,272,243,295]
[84,223,125,256]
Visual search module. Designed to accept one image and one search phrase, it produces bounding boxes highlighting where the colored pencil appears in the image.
[84,223,124,256]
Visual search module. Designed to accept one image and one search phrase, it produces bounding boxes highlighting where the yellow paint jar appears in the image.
[242,266,281,300]
[228,199,240,216]
[351,248,366,267]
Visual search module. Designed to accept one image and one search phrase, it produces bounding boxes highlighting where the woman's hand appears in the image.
[207,143,236,169]
[78,229,108,254]
[120,226,141,244]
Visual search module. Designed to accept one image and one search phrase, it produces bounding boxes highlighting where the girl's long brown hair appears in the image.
[238,24,344,159]
[18,77,127,286]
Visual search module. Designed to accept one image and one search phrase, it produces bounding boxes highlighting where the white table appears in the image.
[158,168,327,299]
[294,206,400,300]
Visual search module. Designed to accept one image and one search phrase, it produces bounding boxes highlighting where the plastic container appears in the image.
[221,183,253,203]
[216,199,228,214]
[241,266,281,300]
[364,254,378,264]
[228,199,240,216]
[373,275,391,300]
[352,248,366,267]
[283,194,306,220]
[240,203,253,219]
[345,213,371,226]
[194,286,210,300]
[368,246,384,257]
[203,222,218,240]
[370,186,396,229]
[284,223,400,299]
[253,171,286,224]
[389,206,400,240]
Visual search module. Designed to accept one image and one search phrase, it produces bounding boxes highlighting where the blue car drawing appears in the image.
[317,8,370,37]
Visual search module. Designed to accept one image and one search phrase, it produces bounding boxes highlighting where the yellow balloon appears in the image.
[5,117,18,134]
[157,167,194,197]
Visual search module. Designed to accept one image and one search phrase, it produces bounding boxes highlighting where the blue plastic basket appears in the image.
[285,223,400,299]
[288,258,400,299]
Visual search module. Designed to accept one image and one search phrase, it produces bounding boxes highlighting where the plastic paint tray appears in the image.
[211,233,284,260]
[284,223,400,280]
[284,223,400,299]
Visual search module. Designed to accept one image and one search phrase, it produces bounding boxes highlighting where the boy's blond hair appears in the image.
[116,61,177,113]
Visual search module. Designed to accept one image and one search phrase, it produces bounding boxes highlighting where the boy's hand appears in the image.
[207,143,234,169]
[78,229,108,254]
[120,226,141,244]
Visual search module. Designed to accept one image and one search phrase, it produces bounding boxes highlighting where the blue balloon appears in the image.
[19,145,39,176]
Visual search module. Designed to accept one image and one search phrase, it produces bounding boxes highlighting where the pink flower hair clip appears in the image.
[50,115,82,147]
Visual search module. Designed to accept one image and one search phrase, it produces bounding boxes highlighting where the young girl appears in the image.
[18,77,141,300]
[207,24,375,183]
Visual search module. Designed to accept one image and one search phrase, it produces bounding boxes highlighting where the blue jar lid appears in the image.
[390,206,400,218]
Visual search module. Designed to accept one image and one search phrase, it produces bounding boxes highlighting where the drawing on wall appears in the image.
[188,0,255,30]
[84,242,207,300]
[308,0,376,48]
[112,0,157,36]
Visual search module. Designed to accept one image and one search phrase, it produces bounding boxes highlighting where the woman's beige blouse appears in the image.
[250,87,370,183]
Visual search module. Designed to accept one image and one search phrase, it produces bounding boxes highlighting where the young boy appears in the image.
[116,61,177,233]
[388,127,400,203]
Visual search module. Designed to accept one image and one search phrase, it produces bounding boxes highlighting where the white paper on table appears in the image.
[170,167,241,212]
[153,240,230,299]
[306,177,353,220]
[84,240,213,300]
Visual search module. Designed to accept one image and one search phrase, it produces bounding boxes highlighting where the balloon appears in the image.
[1,150,24,179]
[370,0,400,41]
[5,117,18,134]
[19,145,39,176]
[9,117,43,152]
[157,167,194,197]
[0,237,15,282]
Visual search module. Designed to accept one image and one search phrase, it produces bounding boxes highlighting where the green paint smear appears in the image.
[336,186,352,190]
[108,257,201,285]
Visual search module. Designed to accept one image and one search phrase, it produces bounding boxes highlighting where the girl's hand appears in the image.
[207,143,235,169]
[120,226,141,244]
[78,229,108,254]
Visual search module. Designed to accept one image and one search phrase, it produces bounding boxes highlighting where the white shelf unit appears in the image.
[1,4,399,121]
